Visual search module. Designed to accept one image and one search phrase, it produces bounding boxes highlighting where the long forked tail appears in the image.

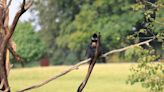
[77,60,96,92]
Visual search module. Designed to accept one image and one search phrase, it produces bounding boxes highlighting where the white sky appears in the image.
[9,0,31,25]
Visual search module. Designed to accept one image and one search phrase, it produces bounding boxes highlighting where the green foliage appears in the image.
[127,48,164,92]
[58,0,141,51]
[33,0,163,65]
[33,0,144,64]
[12,22,46,65]
[127,1,164,92]
[125,46,144,61]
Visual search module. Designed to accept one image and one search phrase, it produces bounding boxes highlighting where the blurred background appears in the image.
[6,0,164,92]
[9,0,164,67]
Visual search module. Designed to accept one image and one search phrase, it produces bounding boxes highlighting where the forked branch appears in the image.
[3,0,33,49]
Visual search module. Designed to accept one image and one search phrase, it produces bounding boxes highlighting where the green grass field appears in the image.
[9,63,148,92]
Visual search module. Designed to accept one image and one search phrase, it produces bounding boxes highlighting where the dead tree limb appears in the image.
[102,39,153,57]
[17,39,154,92]
[17,58,91,92]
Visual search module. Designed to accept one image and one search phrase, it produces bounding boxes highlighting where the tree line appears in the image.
[12,0,164,66]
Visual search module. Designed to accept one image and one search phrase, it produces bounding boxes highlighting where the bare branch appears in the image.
[17,58,91,92]
[17,39,154,92]
[2,0,33,51]
[3,0,12,15]
[1,0,12,25]
[21,0,33,11]
[21,0,26,10]
[7,42,22,61]
[24,0,33,10]
[102,39,153,57]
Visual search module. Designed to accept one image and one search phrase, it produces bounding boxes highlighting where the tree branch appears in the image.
[102,39,153,57]
[2,0,33,53]
[17,58,91,92]
[17,39,154,92]
[0,0,32,91]
[2,0,12,24]
[7,41,22,61]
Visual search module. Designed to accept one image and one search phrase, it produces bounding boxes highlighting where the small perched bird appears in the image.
[86,33,101,58]
[77,33,102,92]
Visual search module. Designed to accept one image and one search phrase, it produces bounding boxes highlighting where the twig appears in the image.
[17,39,154,92]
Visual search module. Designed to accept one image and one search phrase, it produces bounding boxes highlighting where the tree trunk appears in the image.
[0,0,10,91]
[0,0,32,91]
[0,49,10,92]
[0,32,10,92]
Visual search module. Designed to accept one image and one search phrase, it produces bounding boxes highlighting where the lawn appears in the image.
[9,63,148,92]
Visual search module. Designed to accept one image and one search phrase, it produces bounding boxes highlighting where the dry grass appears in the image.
[9,63,147,92]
